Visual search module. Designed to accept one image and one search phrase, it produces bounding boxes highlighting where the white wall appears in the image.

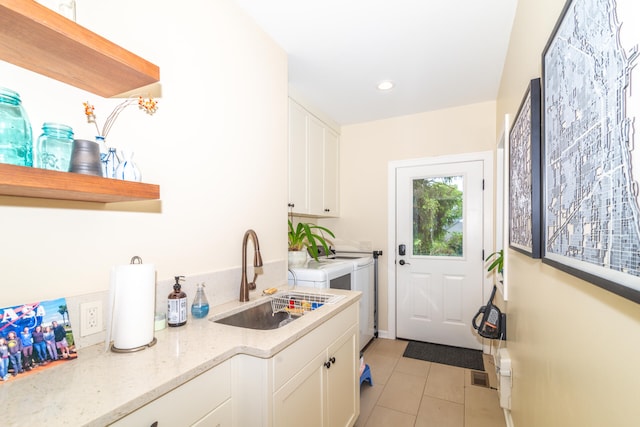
[497,0,640,425]
[321,101,496,334]
[0,0,288,306]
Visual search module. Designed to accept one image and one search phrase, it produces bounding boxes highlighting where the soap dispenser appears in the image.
[168,276,187,327]
[191,283,210,319]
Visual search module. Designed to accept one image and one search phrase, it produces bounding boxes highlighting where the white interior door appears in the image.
[396,160,484,349]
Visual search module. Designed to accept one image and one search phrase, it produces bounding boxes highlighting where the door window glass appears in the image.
[413,175,464,257]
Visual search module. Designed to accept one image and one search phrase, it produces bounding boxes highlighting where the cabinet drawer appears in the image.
[272,303,357,391]
[193,398,233,427]
[111,360,231,426]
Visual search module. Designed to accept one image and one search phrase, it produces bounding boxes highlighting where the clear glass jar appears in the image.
[35,122,74,171]
[0,87,33,167]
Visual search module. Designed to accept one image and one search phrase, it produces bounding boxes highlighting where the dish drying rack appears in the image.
[270,291,344,316]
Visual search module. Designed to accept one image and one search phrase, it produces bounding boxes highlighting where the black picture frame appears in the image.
[541,0,640,303]
[509,78,542,258]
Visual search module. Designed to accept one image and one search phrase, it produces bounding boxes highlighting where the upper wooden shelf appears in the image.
[0,164,160,203]
[0,0,160,97]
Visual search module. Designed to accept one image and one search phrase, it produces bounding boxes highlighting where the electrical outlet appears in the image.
[80,301,103,337]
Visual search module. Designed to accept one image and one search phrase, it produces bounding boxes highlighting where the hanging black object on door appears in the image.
[472,285,506,340]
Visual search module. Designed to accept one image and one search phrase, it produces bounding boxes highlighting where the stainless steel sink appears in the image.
[212,292,344,330]
[212,301,297,330]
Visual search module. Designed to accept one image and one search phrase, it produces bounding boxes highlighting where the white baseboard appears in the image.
[376,329,395,340]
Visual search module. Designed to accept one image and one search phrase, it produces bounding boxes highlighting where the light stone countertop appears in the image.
[1,286,360,426]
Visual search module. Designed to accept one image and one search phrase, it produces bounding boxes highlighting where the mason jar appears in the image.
[35,122,74,171]
[0,87,33,167]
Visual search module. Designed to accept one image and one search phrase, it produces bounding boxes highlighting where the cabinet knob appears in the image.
[324,356,336,368]
[151,422,158,427]
[324,208,330,212]
[288,203,295,208]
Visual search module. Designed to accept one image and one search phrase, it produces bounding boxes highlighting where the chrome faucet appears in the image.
[240,229,264,302]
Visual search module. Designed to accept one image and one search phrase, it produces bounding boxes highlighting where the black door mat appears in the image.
[402,340,484,371]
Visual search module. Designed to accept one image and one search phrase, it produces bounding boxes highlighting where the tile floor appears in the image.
[355,338,506,427]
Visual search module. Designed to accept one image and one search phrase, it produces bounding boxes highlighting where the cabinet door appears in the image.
[273,351,326,427]
[322,127,339,216]
[308,115,326,216]
[288,100,309,213]
[326,326,358,427]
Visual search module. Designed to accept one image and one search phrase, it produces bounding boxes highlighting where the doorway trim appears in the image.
[386,150,494,342]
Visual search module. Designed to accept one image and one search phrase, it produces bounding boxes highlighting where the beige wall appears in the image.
[497,0,640,425]
[320,101,497,333]
[1,0,288,306]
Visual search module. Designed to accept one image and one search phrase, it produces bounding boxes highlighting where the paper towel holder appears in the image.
[108,256,158,353]
[111,337,157,353]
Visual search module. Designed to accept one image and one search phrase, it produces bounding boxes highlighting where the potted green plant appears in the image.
[485,249,504,276]
[288,219,335,266]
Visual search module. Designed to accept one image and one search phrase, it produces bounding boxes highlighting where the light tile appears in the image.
[377,371,426,415]
[415,395,464,427]
[363,352,398,386]
[367,338,408,358]
[395,356,431,378]
[465,384,506,427]
[424,363,465,404]
[355,382,384,427]
[360,340,504,427]
[364,405,416,427]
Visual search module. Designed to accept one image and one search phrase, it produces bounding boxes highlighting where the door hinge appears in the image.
[482,249,485,261]
[482,179,485,190]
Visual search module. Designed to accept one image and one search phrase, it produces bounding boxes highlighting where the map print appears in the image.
[544,0,640,281]
[510,81,540,256]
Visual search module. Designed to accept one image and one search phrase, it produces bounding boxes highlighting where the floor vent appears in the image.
[470,370,490,388]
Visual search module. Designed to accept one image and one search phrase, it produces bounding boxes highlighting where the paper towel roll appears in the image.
[108,262,156,351]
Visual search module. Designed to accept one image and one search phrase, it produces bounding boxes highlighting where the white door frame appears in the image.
[387,151,494,348]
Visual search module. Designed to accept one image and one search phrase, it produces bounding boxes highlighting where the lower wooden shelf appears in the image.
[0,163,160,203]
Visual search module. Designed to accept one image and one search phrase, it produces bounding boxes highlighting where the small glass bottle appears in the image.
[167,276,187,327]
[191,283,210,319]
[35,123,74,171]
[0,87,33,167]
[96,135,118,178]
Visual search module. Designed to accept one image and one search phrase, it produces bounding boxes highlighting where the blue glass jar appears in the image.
[0,87,33,167]
[35,123,74,171]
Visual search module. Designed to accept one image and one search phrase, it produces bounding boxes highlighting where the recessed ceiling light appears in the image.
[377,80,394,91]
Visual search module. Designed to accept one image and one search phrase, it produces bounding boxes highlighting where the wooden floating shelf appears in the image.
[0,0,160,97]
[0,163,160,203]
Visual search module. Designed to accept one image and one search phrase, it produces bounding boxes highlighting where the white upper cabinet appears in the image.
[288,98,340,217]
[288,100,311,214]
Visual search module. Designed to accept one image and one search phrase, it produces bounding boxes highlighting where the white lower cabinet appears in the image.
[192,399,233,427]
[111,302,359,427]
[273,324,358,427]
[110,359,231,427]
[234,301,360,427]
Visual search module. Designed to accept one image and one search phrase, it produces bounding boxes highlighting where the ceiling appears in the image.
[233,0,518,126]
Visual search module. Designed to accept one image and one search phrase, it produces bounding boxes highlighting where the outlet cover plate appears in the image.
[80,301,103,337]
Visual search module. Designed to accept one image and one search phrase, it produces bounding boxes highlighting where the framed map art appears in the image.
[509,78,542,258]
[542,0,640,303]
